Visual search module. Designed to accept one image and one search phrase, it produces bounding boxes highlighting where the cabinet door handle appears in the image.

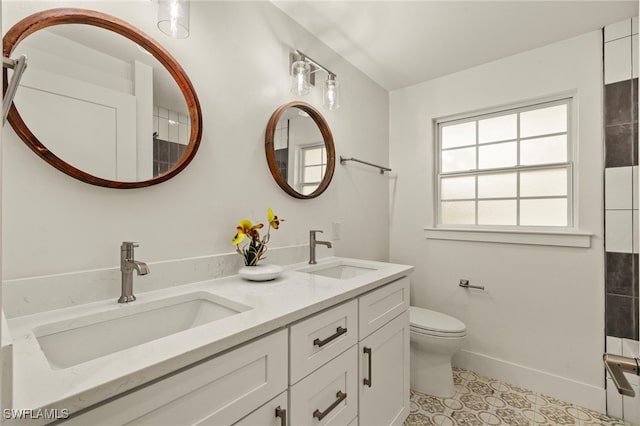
[363,347,372,387]
[313,391,347,421]
[313,326,347,347]
[275,406,286,426]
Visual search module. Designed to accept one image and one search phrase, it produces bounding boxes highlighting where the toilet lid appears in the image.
[410,306,466,334]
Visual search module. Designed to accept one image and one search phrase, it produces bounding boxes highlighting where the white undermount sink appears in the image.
[33,292,251,370]
[298,260,379,279]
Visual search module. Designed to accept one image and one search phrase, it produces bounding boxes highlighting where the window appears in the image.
[437,98,573,228]
[299,144,326,195]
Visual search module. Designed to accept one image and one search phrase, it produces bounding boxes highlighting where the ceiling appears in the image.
[273,1,639,91]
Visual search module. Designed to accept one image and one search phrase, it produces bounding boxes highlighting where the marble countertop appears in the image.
[6,257,413,416]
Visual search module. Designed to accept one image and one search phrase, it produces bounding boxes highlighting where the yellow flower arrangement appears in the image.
[232,208,284,266]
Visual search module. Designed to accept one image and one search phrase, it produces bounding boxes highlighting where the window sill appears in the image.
[424,227,592,248]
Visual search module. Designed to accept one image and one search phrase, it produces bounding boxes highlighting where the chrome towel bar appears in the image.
[340,156,391,174]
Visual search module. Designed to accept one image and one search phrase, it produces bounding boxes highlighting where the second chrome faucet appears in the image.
[118,241,150,303]
[309,230,332,264]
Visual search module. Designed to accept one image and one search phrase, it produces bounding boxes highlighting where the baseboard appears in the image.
[453,350,606,413]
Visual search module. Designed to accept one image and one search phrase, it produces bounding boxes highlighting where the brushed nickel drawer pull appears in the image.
[363,347,372,387]
[275,406,287,426]
[313,326,347,347]
[313,391,347,421]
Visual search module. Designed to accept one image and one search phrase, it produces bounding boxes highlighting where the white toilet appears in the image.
[410,306,466,398]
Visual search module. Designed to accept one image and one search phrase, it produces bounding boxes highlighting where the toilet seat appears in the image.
[410,306,466,337]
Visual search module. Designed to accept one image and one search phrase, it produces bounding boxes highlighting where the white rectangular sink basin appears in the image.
[33,292,251,370]
[298,260,378,279]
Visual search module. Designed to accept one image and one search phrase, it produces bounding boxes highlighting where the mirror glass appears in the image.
[11,25,189,182]
[265,102,335,199]
[3,9,202,188]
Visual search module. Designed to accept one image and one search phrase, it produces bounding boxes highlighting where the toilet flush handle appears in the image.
[459,279,485,290]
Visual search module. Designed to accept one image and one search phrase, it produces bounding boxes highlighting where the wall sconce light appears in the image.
[158,0,190,39]
[290,49,340,110]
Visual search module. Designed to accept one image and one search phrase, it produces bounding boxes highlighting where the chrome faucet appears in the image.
[118,241,150,303]
[309,230,332,264]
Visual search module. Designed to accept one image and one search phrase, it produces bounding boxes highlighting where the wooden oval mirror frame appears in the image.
[3,8,203,189]
[265,101,336,199]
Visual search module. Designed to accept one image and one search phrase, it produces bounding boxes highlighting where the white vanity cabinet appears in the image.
[59,274,411,426]
[64,329,288,426]
[358,277,410,426]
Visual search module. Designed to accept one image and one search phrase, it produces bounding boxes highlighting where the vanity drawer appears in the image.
[233,390,288,426]
[65,329,287,426]
[359,277,410,339]
[290,345,358,426]
[289,299,357,384]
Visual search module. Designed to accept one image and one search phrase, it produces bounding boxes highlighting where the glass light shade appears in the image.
[291,60,311,95]
[158,0,190,39]
[323,77,340,110]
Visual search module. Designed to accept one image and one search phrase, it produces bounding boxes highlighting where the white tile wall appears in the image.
[606,210,634,253]
[605,36,633,84]
[178,122,189,145]
[622,339,640,386]
[634,166,639,210]
[168,120,179,142]
[158,117,169,140]
[623,386,640,424]
[634,210,639,254]
[607,377,624,420]
[606,166,633,210]
[604,17,639,424]
[608,335,624,356]
[605,19,632,42]
[154,106,190,144]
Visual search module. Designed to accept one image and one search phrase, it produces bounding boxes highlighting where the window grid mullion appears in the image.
[516,111,521,226]
[475,120,479,225]
[440,162,571,178]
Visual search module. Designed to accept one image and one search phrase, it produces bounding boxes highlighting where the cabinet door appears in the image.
[359,311,409,426]
[233,391,287,426]
[290,345,358,426]
[359,277,409,339]
[64,329,287,426]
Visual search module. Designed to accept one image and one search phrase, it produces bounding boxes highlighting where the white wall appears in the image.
[1,1,390,279]
[389,31,605,410]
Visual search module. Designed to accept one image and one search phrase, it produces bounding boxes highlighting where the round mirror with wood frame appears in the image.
[3,8,203,188]
[265,101,335,199]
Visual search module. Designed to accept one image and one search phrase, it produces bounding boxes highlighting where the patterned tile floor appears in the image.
[405,367,631,426]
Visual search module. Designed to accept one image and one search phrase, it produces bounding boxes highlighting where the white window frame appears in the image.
[426,94,591,248]
[297,143,326,195]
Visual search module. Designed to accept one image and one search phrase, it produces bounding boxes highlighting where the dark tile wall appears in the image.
[605,80,638,167]
[153,138,187,177]
[275,148,288,181]
[605,253,638,339]
[604,78,639,340]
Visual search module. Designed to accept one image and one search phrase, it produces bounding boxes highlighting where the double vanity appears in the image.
[5,257,412,425]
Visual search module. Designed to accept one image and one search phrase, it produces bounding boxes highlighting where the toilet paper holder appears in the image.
[459,279,485,291]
